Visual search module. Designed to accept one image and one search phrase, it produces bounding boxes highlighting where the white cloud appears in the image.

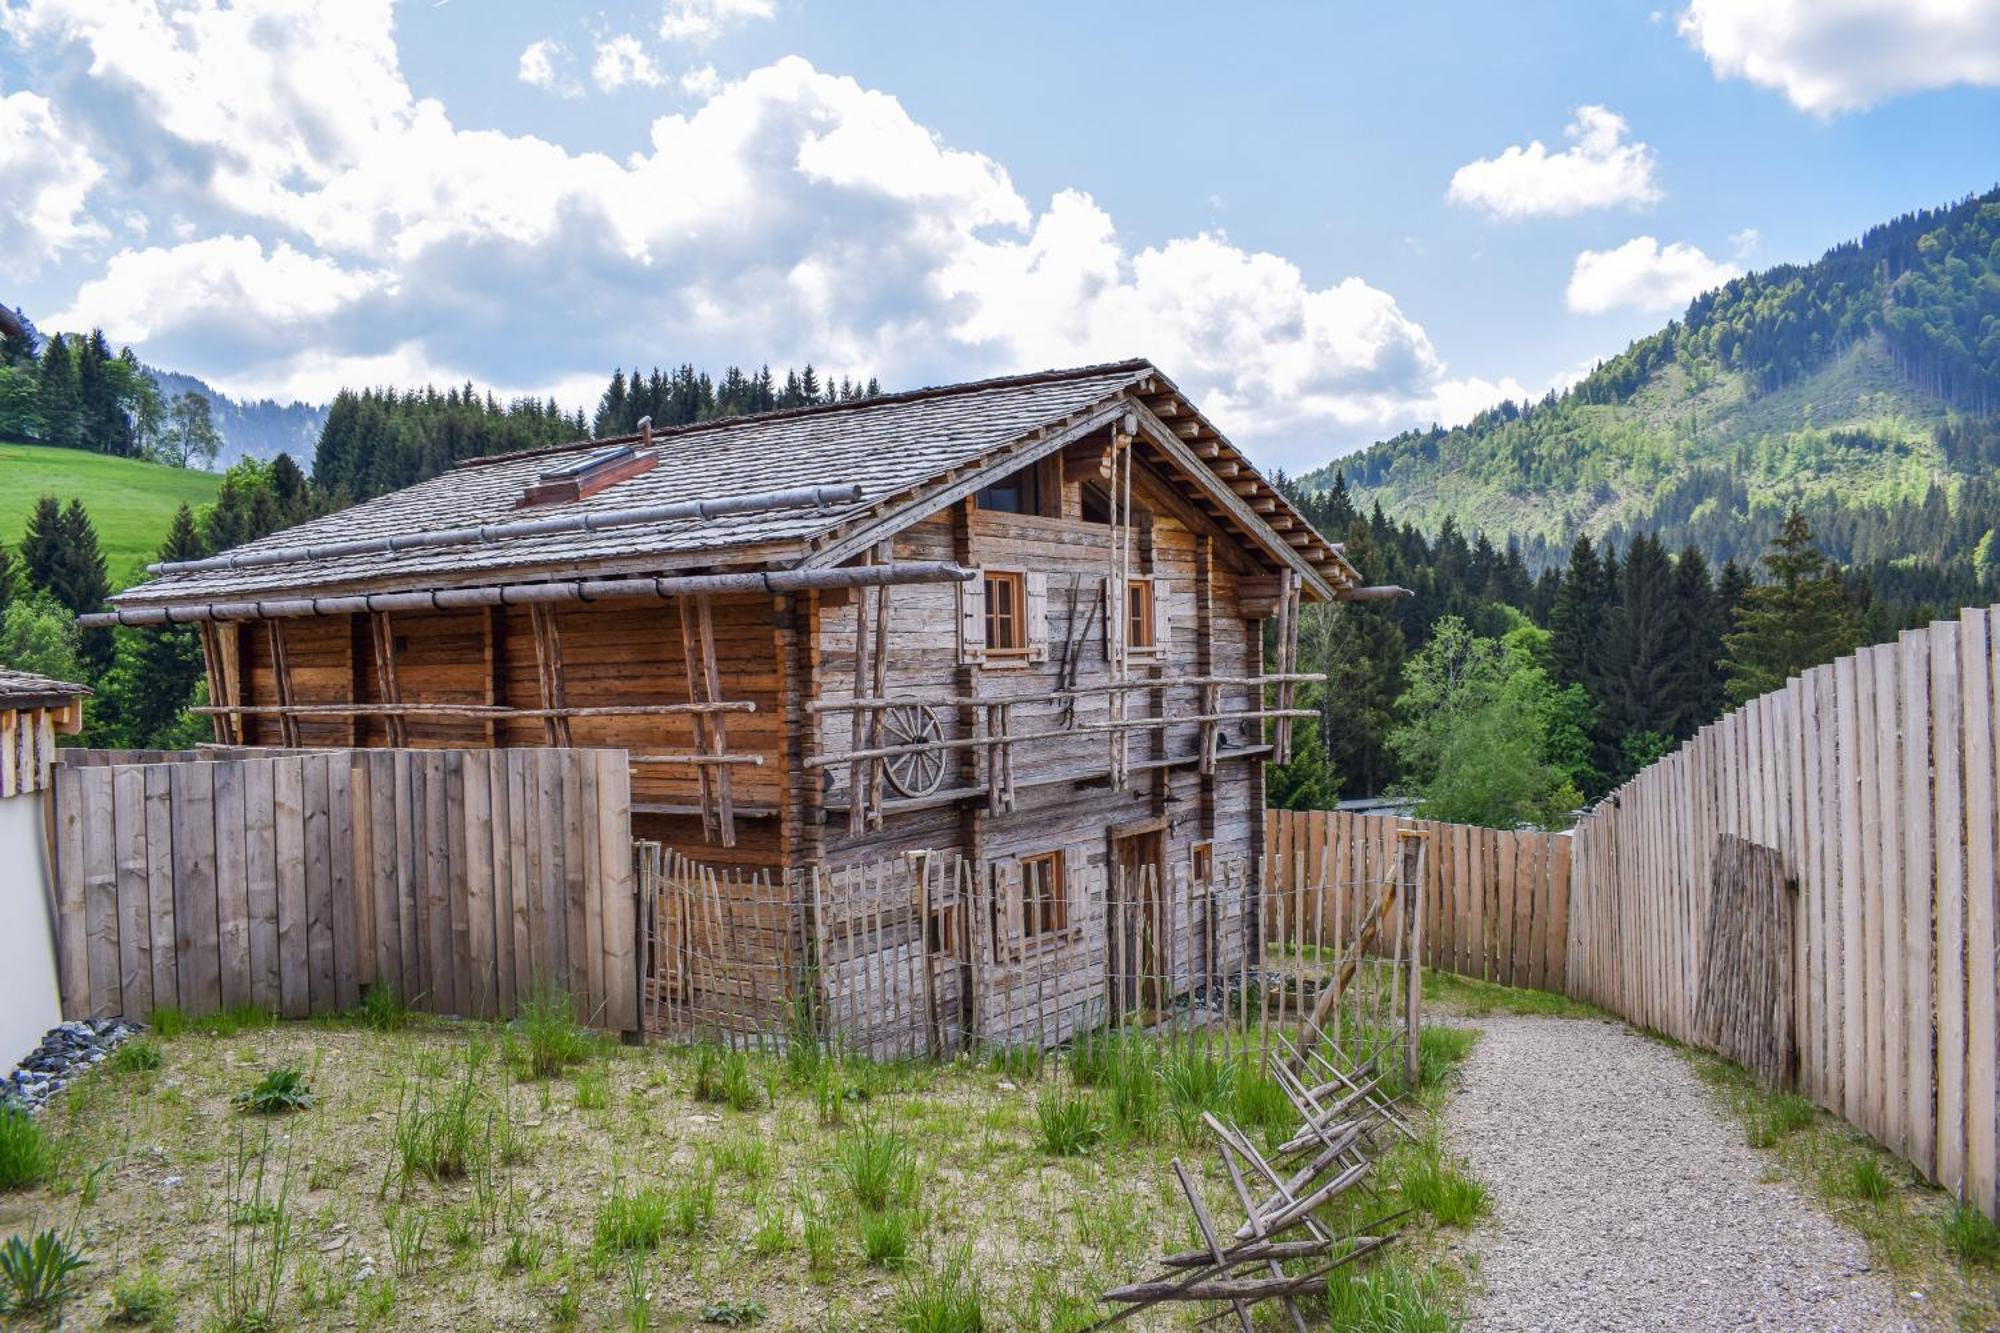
[658,0,775,43]
[12,5,1497,468]
[679,64,720,96]
[1566,236,1740,314]
[1446,106,1662,219]
[1729,226,1760,255]
[1679,0,2000,115]
[0,83,106,265]
[592,34,664,90]
[518,38,579,97]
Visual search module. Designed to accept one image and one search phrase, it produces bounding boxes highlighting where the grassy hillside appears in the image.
[0,443,222,590]
[1308,186,2000,573]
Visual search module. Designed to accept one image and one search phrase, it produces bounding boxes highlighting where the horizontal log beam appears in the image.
[191,701,756,720]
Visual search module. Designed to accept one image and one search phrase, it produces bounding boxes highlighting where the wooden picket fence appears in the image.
[50,747,639,1034]
[1570,605,1999,1220]
[1265,809,1570,993]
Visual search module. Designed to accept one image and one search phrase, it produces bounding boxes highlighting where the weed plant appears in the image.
[208,1134,294,1333]
[0,1228,89,1318]
[108,1267,175,1324]
[0,1106,51,1189]
[893,1246,984,1332]
[110,1038,164,1073]
[234,1067,315,1113]
[833,1122,917,1212]
[1034,1089,1105,1156]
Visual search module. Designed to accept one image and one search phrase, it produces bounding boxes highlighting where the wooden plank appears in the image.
[348,754,375,991]
[329,756,360,1011]
[563,750,587,1010]
[1548,833,1572,994]
[171,761,221,1015]
[1901,629,1936,1178]
[366,752,399,997]
[423,751,454,1015]
[1958,608,1996,1214]
[212,759,252,1011]
[273,755,309,1019]
[1855,648,1887,1140]
[444,751,472,1018]
[112,765,151,1020]
[302,754,335,1013]
[143,764,178,1015]
[1836,653,1866,1127]
[464,751,497,1019]
[1933,621,1966,1191]
[395,751,422,1006]
[80,767,119,1018]
[1872,644,1907,1158]
[508,751,533,1008]
[580,752,605,1020]
[243,759,279,1014]
[490,752,517,1017]
[53,764,88,1018]
[598,750,638,1034]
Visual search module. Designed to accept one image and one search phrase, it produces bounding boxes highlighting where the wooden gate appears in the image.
[1692,834,1798,1089]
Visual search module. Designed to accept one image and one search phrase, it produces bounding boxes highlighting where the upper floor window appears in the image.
[975,465,1042,515]
[1126,577,1157,652]
[984,570,1027,655]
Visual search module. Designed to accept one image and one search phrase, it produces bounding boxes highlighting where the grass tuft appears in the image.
[515,987,592,1079]
[1034,1088,1105,1157]
[0,1106,51,1190]
[1323,1256,1458,1332]
[894,1246,984,1332]
[1159,1041,1234,1140]
[1942,1201,2000,1266]
[596,1180,672,1252]
[1396,1135,1489,1227]
[110,1038,165,1073]
[108,1267,175,1325]
[862,1207,913,1267]
[834,1121,917,1212]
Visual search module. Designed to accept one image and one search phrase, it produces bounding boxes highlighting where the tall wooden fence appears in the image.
[50,747,638,1034]
[1265,809,1570,994]
[1570,605,1999,1220]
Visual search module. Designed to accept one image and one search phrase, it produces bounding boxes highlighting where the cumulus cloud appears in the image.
[592,34,664,90]
[1446,106,1661,219]
[680,64,721,96]
[1566,236,1740,314]
[518,39,580,97]
[10,1,1507,468]
[0,83,106,265]
[658,0,775,43]
[1679,0,2000,115]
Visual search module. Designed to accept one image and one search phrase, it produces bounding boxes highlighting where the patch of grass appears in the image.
[233,1067,315,1113]
[0,1229,90,1319]
[0,443,224,588]
[862,1207,912,1267]
[1410,1026,1480,1094]
[391,1060,489,1184]
[357,984,411,1032]
[1396,1136,1489,1227]
[148,1005,192,1038]
[1421,967,1602,1020]
[1827,1154,1896,1203]
[514,986,592,1079]
[500,1227,547,1275]
[893,1247,984,1332]
[596,1180,673,1252]
[207,1136,294,1333]
[108,1267,176,1325]
[110,1037,165,1073]
[713,1132,772,1182]
[356,1276,396,1329]
[800,1190,838,1277]
[1323,1256,1458,1332]
[0,1105,51,1189]
[621,1254,653,1332]
[1230,1061,1294,1141]
[1159,1041,1233,1140]
[574,1065,610,1110]
[388,1208,429,1277]
[985,1044,1043,1083]
[750,1198,792,1256]
[833,1122,917,1212]
[1066,1029,1115,1087]
[1941,1202,2000,1266]
[1745,1092,1815,1147]
[667,1169,717,1236]
[1034,1088,1105,1157]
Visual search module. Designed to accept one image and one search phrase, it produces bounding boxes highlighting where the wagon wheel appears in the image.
[879,704,946,798]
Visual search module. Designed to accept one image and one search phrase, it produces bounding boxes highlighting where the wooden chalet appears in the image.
[91,359,1399,1047]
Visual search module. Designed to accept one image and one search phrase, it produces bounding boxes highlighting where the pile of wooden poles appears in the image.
[1090,1034,1414,1330]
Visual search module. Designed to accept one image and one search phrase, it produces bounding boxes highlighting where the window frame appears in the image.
[1020,849,1069,939]
[983,569,1029,657]
[1191,841,1214,885]
[1125,576,1158,653]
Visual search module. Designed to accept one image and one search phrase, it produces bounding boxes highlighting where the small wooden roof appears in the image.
[0,667,91,710]
[111,359,1357,611]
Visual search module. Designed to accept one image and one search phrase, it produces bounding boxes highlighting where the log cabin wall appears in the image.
[232,594,793,872]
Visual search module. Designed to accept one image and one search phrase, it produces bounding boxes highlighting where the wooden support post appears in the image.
[266,619,301,748]
[866,548,893,830]
[370,611,408,747]
[197,622,234,745]
[528,604,569,747]
[846,575,872,836]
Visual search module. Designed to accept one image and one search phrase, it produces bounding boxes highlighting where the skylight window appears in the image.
[517,443,658,506]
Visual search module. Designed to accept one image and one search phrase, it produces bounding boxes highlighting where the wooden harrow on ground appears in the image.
[1090,1036,1416,1330]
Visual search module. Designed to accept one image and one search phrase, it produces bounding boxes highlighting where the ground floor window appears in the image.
[1021,849,1067,937]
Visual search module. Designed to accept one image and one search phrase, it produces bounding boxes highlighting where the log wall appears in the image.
[49,746,639,1033]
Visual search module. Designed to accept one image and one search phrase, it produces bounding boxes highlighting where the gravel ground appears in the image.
[1445,1015,1919,1333]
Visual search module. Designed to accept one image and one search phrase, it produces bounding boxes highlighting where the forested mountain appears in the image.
[1304,186,2000,584]
[146,368,327,466]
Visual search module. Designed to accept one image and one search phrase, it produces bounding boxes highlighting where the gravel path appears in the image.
[1445,1015,1917,1332]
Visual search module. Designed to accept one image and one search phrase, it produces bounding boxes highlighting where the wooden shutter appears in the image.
[957,573,987,666]
[1150,575,1171,655]
[1024,571,1050,663]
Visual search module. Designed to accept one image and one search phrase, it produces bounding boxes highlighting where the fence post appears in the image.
[1400,830,1428,1092]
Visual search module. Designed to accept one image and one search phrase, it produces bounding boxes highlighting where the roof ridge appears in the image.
[454,358,1155,471]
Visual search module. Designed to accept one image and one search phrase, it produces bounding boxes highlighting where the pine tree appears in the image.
[1266,684,1341,810]
[1666,545,1723,738]
[35,333,80,448]
[1721,508,1860,704]
[18,495,66,593]
[1548,535,1608,689]
[0,540,14,618]
[1596,534,1677,778]
[97,507,208,747]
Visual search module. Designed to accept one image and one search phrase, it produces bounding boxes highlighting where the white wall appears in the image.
[0,791,61,1068]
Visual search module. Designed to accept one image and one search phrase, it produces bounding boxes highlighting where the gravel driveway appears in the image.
[1444,1015,1918,1332]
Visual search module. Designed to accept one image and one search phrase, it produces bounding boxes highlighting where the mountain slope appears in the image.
[0,443,222,589]
[1306,186,2000,573]
[146,367,328,466]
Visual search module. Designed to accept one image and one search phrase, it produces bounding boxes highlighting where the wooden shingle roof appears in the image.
[0,668,90,709]
[111,359,1356,610]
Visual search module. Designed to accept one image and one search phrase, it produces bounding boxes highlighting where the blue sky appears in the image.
[5,0,1998,473]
